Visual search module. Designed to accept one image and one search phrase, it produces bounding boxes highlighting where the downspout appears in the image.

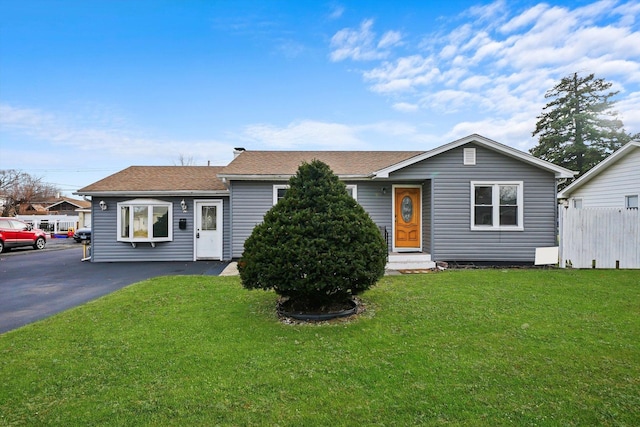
[227,180,234,261]
[430,179,435,261]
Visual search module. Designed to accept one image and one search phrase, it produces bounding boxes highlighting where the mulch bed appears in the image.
[277,296,366,325]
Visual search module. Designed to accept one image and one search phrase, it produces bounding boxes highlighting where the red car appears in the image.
[0,218,47,253]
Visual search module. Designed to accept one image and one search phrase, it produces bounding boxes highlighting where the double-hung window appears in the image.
[471,182,523,230]
[117,199,173,244]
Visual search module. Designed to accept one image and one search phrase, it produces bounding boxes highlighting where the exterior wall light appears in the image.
[181,199,188,213]
[99,200,108,211]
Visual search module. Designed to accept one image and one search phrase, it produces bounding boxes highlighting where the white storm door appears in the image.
[195,200,222,260]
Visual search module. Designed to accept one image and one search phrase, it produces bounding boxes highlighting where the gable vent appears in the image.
[463,148,476,165]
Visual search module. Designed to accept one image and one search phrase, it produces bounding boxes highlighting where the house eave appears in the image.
[373,134,576,179]
[218,174,373,181]
[73,190,229,197]
[557,140,640,199]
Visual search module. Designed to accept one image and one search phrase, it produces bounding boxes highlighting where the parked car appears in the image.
[0,218,47,253]
[73,228,91,243]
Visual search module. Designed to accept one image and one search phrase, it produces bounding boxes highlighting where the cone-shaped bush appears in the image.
[239,159,387,309]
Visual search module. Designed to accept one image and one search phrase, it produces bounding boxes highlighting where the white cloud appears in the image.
[0,103,55,131]
[364,55,440,93]
[0,103,234,167]
[357,120,418,136]
[329,19,401,62]
[332,0,640,148]
[616,90,640,134]
[392,102,419,112]
[239,119,432,150]
[615,1,640,25]
[328,5,345,20]
[459,75,491,91]
[378,30,402,49]
[465,0,509,29]
[425,90,490,113]
[499,3,548,33]
[445,113,539,151]
[241,120,365,149]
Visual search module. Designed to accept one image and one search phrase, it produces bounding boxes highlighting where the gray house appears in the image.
[77,166,230,262]
[76,134,574,266]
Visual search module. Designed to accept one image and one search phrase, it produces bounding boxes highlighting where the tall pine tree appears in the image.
[530,72,636,179]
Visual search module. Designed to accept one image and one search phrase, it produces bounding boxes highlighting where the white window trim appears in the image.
[117,198,173,245]
[470,181,524,231]
[273,185,289,205]
[572,198,583,209]
[272,184,357,205]
[346,184,357,200]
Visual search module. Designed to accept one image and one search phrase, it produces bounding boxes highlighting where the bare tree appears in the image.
[175,154,196,166]
[0,170,59,216]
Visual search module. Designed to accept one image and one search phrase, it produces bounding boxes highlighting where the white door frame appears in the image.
[194,199,223,260]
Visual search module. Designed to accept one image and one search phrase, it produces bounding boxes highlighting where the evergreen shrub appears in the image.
[239,160,387,310]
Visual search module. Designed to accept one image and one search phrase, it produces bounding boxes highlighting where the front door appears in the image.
[394,187,421,251]
[195,200,222,260]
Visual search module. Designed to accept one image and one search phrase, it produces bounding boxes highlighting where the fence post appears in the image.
[558,204,566,268]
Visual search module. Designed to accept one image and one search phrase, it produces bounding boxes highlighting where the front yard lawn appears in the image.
[1,269,638,426]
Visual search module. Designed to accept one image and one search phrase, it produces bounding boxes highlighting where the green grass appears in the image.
[1,270,639,426]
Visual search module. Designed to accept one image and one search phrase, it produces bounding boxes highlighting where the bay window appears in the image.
[117,199,173,244]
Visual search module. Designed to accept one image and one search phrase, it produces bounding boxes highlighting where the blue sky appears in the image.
[1,0,639,196]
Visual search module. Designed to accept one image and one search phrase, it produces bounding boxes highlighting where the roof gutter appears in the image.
[74,190,230,197]
[217,174,374,181]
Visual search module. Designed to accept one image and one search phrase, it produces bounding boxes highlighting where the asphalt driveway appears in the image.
[0,239,228,334]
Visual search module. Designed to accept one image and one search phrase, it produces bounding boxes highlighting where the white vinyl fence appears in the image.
[16,215,79,236]
[560,208,640,269]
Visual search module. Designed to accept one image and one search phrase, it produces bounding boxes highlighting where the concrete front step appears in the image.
[386,252,436,270]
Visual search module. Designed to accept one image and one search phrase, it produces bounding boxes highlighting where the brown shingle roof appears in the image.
[219,151,425,177]
[77,166,227,194]
[47,197,92,209]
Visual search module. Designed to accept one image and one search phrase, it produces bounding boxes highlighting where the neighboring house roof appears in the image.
[75,166,228,196]
[219,134,575,180]
[557,141,640,199]
[23,203,48,212]
[47,197,91,210]
[218,151,424,180]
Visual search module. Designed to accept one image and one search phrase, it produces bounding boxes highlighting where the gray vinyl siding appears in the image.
[221,198,231,260]
[230,180,398,257]
[230,181,275,258]
[91,196,229,262]
[390,143,557,262]
[423,181,432,253]
[348,181,394,251]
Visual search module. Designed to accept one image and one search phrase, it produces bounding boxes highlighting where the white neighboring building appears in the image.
[558,141,640,269]
[558,141,640,209]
